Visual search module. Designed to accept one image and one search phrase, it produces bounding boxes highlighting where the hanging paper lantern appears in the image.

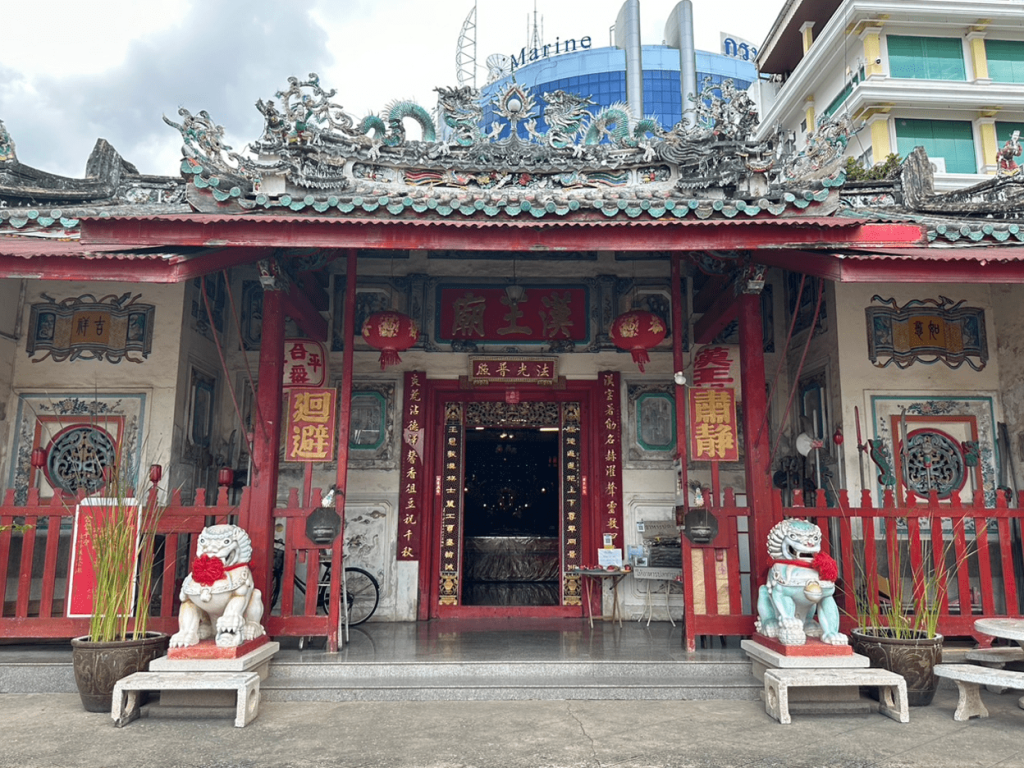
[610,310,666,373]
[361,311,419,370]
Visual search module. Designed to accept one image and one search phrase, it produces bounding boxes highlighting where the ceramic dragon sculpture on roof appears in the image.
[159,73,862,220]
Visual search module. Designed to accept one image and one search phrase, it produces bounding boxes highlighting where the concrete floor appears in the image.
[2,621,1020,767]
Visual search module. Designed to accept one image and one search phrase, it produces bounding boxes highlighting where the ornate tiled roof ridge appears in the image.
[164,74,857,218]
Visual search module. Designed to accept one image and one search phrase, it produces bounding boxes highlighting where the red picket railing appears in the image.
[0,486,240,639]
[681,487,1024,651]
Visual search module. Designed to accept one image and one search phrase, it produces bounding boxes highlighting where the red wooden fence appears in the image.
[681,487,1024,651]
[0,486,239,638]
[0,484,341,643]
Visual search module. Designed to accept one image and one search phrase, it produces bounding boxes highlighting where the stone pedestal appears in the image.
[148,639,279,709]
[742,636,876,715]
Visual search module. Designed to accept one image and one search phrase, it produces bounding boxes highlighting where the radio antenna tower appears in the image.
[456,2,478,88]
[527,1,543,53]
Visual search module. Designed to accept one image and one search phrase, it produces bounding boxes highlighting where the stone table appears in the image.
[973,618,1024,708]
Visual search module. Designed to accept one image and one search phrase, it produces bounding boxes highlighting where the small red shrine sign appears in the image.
[469,356,557,385]
[691,344,740,398]
[689,387,739,462]
[283,339,326,387]
[285,388,338,462]
[67,498,141,618]
[437,285,589,344]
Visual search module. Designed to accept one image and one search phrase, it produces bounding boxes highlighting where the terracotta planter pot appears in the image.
[850,627,943,706]
[70,633,170,713]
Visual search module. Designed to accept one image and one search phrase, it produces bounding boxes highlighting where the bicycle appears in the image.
[271,542,380,627]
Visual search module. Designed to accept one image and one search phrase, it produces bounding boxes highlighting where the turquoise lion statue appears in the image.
[755,518,846,646]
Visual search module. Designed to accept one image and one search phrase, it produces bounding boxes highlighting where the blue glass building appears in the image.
[481,43,755,136]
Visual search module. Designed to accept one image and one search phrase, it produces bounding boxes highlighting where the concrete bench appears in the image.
[111,671,261,728]
[763,668,909,725]
[965,646,1024,668]
[934,663,1024,721]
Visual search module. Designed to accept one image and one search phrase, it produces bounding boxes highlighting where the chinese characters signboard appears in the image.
[397,371,424,561]
[67,498,141,617]
[284,388,338,462]
[561,402,582,605]
[691,345,740,398]
[28,294,155,364]
[469,356,557,385]
[437,285,589,344]
[866,296,988,371]
[689,388,739,462]
[283,339,326,387]
[598,372,625,549]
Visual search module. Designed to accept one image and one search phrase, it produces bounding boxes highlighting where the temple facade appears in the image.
[2,62,1024,648]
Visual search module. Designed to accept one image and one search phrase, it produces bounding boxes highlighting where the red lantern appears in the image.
[361,311,419,370]
[610,310,667,372]
[218,467,234,487]
[149,464,163,485]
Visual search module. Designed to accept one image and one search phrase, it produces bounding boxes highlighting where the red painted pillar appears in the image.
[327,249,358,651]
[672,255,695,652]
[738,293,772,582]
[671,255,689,514]
[247,286,285,605]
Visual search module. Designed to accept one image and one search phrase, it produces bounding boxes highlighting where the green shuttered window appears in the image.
[887,36,966,80]
[988,40,1024,83]
[895,119,976,174]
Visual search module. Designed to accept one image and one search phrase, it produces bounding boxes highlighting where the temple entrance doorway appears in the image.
[430,392,592,618]
[461,427,560,606]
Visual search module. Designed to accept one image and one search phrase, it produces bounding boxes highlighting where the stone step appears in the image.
[261,672,761,702]
[267,658,751,681]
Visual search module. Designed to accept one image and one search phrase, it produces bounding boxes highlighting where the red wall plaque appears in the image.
[438,286,589,343]
[284,388,337,462]
[688,387,739,462]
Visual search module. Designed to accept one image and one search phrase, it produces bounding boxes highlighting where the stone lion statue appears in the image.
[170,524,266,648]
[755,518,846,646]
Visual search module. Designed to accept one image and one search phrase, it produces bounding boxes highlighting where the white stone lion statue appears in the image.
[170,524,266,648]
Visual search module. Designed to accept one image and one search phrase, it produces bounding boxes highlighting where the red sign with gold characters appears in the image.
[469,356,557,385]
[285,388,338,462]
[397,371,424,561]
[691,344,740,399]
[598,372,624,549]
[438,286,589,343]
[688,387,739,462]
[283,339,326,388]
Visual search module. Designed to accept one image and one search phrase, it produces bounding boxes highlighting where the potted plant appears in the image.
[69,460,169,712]
[845,515,967,707]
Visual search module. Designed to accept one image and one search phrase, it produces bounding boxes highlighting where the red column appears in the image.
[247,286,285,603]
[671,255,689,519]
[737,293,772,582]
[327,249,358,651]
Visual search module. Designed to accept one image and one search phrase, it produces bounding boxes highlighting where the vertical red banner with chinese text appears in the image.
[284,388,338,463]
[597,372,625,556]
[397,371,425,561]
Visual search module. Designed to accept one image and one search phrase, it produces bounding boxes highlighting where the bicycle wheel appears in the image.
[343,567,379,626]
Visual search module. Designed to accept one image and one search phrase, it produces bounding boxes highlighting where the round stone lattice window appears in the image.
[44,425,118,495]
[900,429,966,499]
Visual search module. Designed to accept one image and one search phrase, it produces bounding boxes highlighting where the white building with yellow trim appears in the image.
[754,0,1024,190]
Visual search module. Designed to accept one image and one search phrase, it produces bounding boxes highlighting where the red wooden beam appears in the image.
[283,280,328,343]
[691,274,731,313]
[836,257,1024,283]
[738,293,773,584]
[296,271,330,311]
[0,247,273,283]
[246,288,285,606]
[330,249,359,652]
[80,217,925,252]
[693,286,740,345]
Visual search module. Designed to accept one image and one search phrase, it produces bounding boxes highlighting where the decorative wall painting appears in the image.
[27,294,155,363]
[866,295,987,370]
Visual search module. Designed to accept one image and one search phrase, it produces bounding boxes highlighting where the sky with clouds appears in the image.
[0,0,783,178]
